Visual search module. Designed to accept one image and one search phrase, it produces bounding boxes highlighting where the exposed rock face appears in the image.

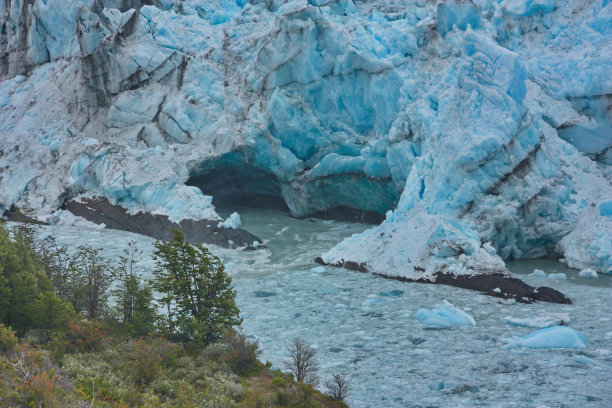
[0,0,39,79]
[433,273,571,304]
[315,257,571,304]
[63,197,263,249]
[1,206,46,225]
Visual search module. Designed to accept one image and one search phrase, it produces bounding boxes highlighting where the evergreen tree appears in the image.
[111,241,157,335]
[152,230,241,344]
[0,221,72,336]
[73,246,111,320]
[37,236,76,304]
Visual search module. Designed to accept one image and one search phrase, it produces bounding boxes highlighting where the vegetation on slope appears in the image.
[0,219,349,407]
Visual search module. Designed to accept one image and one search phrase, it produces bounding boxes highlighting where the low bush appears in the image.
[128,336,180,387]
[0,339,80,407]
[65,319,109,353]
[223,330,262,375]
[0,323,18,352]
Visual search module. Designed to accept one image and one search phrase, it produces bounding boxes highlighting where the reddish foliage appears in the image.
[129,337,179,387]
[65,320,109,353]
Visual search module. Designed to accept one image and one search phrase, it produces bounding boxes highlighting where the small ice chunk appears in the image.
[51,209,106,229]
[529,269,547,278]
[493,287,501,293]
[414,300,476,328]
[503,326,587,349]
[575,356,602,366]
[218,212,242,229]
[548,273,567,281]
[483,242,496,255]
[579,268,598,278]
[275,226,289,235]
[83,137,100,146]
[504,313,571,329]
[252,241,261,248]
[311,266,325,273]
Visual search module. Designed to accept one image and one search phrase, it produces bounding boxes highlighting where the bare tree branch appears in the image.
[284,338,319,386]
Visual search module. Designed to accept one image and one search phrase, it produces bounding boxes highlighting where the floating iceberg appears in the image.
[504,313,571,329]
[578,268,598,279]
[414,300,476,328]
[548,273,567,281]
[529,269,547,278]
[503,326,587,349]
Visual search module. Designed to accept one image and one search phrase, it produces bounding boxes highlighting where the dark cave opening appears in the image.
[186,153,290,213]
[187,152,390,225]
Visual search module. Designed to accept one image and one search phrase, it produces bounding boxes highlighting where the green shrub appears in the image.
[275,389,292,405]
[46,331,67,364]
[128,336,180,387]
[223,330,261,375]
[272,376,288,389]
[0,323,18,352]
[76,376,122,404]
[1,339,80,407]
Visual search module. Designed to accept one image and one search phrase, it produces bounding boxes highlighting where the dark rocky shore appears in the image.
[61,197,263,249]
[315,258,572,304]
[2,206,47,225]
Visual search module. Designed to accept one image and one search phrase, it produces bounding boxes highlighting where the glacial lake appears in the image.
[28,207,612,407]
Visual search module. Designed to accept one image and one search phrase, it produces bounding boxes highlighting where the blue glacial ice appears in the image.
[218,212,242,230]
[0,0,611,278]
[504,313,570,329]
[529,269,547,278]
[414,300,476,328]
[503,326,587,349]
[579,268,599,279]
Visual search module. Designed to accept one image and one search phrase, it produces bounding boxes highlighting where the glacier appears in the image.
[1,0,611,280]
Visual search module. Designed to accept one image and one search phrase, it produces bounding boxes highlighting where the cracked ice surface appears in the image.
[1,0,612,276]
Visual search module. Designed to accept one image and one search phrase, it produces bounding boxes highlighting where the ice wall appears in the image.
[0,0,610,277]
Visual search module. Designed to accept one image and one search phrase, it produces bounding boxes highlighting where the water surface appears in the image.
[27,209,612,407]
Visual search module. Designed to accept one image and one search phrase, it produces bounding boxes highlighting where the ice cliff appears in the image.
[1,0,611,279]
